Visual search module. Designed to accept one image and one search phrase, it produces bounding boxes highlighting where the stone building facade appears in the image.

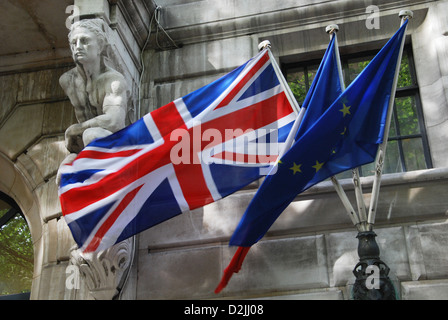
[1,0,448,300]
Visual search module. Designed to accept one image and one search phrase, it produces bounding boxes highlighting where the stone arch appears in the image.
[0,152,43,299]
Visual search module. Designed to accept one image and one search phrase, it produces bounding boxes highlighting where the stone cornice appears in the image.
[147,0,433,49]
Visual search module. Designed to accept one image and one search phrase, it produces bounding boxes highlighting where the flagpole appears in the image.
[259,41,301,116]
[259,41,305,163]
[262,39,362,227]
[332,25,369,230]
[366,10,413,229]
[278,107,306,159]
[326,25,364,230]
[351,12,412,300]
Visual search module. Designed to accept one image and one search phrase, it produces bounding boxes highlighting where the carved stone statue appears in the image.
[58,18,134,300]
[60,18,128,154]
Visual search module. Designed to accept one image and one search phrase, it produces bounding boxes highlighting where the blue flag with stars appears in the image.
[229,20,408,248]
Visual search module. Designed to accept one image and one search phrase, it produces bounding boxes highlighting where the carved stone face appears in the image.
[69,27,102,65]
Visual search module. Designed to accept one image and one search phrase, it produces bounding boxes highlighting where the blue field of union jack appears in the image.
[58,48,297,253]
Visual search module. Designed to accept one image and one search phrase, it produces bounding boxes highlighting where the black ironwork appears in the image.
[352,231,397,300]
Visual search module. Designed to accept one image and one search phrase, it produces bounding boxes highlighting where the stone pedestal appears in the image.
[65,238,134,300]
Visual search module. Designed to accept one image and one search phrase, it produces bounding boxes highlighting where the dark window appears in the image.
[0,192,33,298]
[283,45,432,177]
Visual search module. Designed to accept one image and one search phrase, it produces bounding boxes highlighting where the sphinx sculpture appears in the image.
[59,18,134,300]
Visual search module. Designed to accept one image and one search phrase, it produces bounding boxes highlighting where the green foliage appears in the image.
[287,70,309,104]
[287,66,318,105]
[397,53,413,88]
[395,96,420,136]
[0,210,33,295]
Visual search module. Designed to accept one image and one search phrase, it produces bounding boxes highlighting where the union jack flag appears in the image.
[58,49,297,253]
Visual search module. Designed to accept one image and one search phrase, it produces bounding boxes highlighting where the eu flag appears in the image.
[215,20,408,293]
[230,20,407,248]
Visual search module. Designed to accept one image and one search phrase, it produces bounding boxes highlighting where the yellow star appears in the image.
[339,103,351,117]
[290,162,302,175]
[340,126,347,135]
[312,160,324,172]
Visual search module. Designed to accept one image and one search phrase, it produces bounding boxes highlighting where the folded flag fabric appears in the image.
[294,35,342,140]
[215,20,408,293]
[58,48,297,253]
